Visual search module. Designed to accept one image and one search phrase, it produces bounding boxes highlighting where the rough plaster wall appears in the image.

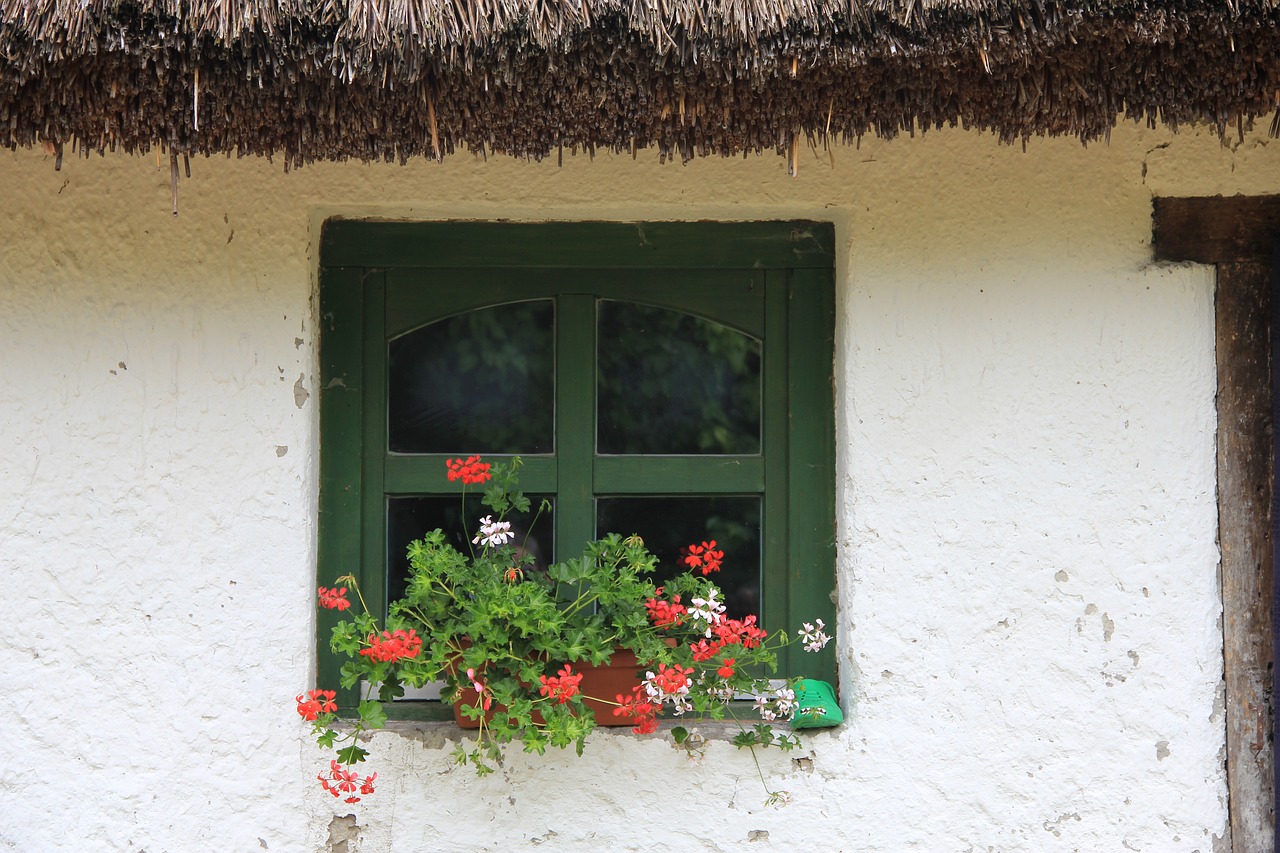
[0,124,1272,851]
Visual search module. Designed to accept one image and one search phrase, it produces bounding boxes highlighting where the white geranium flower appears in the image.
[472,515,514,548]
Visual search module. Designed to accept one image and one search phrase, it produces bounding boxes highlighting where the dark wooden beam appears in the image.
[1217,260,1277,853]
[1154,197,1280,264]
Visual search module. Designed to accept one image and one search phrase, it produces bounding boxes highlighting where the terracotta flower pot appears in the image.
[453,648,649,729]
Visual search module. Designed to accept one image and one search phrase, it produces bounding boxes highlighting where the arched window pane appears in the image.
[389,301,555,453]
[597,301,761,455]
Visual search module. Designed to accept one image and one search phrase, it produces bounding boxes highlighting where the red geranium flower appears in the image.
[358,628,424,663]
[318,586,351,611]
[446,455,492,485]
[683,541,724,575]
[295,692,322,721]
[614,685,659,734]
[539,664,585,703]
[644,592,686,628]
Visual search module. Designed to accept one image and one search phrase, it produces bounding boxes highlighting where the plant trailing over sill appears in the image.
[298,456,834,806]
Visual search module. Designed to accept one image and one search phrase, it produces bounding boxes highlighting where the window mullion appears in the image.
[555,292,597,558]
[363,271,389,623]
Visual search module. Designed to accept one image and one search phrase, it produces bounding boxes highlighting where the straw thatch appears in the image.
[2,0,1280,165]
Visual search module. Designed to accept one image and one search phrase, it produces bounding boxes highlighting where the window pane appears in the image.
[596,301,761,455]
[595,496,760,621]
[388,300,554,454]
[387,496,554,606]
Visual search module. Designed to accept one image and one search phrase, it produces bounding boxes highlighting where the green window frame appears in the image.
[317,221,836,716]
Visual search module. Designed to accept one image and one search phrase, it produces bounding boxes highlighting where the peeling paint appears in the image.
[293,373,310,408]
[324,815,360,853]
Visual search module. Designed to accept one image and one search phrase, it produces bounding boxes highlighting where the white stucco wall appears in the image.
[2,124,1275,851]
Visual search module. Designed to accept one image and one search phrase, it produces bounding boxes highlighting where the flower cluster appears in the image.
[614,686,659,734]
[318,760,377,804]
[644,591,686,628]
[688,587,727,634]
[798,619,832,653]
[296,689,338,721]
[683,540,724,575]
[472,515,513,548]
[538,665,584,704]
[318,586,351,611]
[642,663,695,714]
[754,686,799,722]
[301,454,841,808]
[358,628,423,663]
[446,455,492,485]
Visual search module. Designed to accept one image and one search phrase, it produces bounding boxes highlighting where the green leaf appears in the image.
[337,744,369,764]
[378,678,405,703]
[358,700,388,729]
[671,726,689,745]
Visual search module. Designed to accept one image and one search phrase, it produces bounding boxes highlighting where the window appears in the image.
[318,222,836,715]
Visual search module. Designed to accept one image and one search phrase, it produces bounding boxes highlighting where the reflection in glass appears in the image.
[597,301,761,455]
[386,496,553,607]
[596,496,760,620]
[389,300,554,454]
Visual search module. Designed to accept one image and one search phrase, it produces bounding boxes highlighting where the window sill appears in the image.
[356,702,823,745]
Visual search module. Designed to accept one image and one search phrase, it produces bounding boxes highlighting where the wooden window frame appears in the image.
[1154,196,1280,852]
[316,221,838,719]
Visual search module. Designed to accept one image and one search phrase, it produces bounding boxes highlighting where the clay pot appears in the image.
[453,648,648,729]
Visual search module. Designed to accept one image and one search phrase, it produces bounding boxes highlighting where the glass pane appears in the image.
[597,301,761,455]
[595,496,760,621]
[388,300,554,454]
[387,496,554,606]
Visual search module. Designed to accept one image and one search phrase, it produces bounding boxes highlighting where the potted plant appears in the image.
[298,456,834,804]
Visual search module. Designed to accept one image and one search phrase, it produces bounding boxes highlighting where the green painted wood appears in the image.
[317,267,366,709]
[556,294,598,559]
[384,455,558,494]
[361,273,389,625]
[592,457,764,493]
[386,268,765,338]
[386,270,563,338]
[324,221,835,271]
[785,267,837,681]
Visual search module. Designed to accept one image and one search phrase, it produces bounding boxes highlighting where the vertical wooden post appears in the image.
[1155,196,1280,850]
[1217,260,1276,852]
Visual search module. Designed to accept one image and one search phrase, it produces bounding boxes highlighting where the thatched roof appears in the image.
[3,0,1279,167]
